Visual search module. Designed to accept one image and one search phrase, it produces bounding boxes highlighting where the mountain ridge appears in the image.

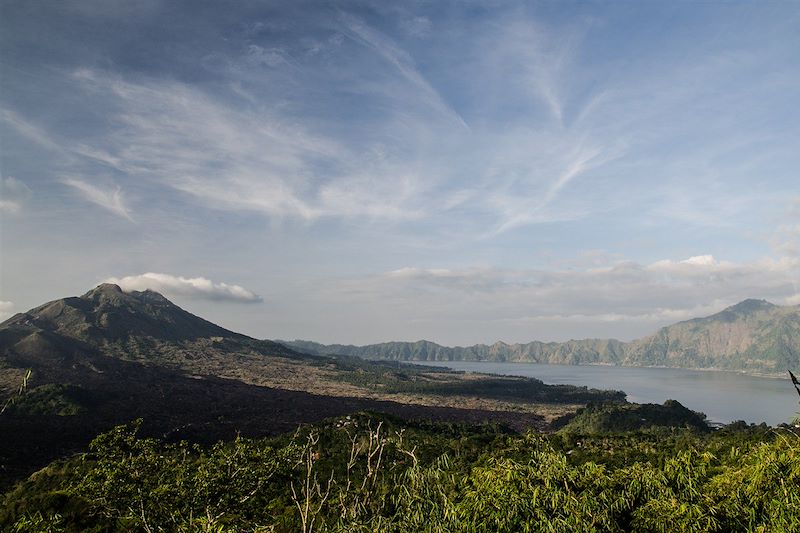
[282,299,800,375]
[3,283,246,344]
[0,283,301,368]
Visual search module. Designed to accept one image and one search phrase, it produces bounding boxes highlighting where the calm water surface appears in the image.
[412,361,800,426]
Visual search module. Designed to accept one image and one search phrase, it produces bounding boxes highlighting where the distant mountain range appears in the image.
[283,299,800,375]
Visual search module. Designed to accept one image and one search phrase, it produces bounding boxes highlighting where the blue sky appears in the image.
[1,1,799,345]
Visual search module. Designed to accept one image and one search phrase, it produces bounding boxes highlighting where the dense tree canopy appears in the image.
[2,411,798,532]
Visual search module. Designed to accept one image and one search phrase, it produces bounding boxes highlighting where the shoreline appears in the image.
[405,360,799,426]
[404,360,788,380]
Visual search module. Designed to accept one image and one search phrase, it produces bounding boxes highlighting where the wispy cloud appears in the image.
[505,18,574,126]
[490,143,620,234]
[0,109,65,153]
[105,273,262,303]
[339,13,468,129]
[68,68,431,222]
[61,177,133,221]
[0,177,32,213]
[1,9,704,236]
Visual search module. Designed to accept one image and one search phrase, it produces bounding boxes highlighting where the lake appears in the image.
[411,361,800,426]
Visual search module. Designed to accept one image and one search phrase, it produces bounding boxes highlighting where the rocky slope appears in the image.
[284,299,800,375]
[623,299,800,373]
[0,283,295,366]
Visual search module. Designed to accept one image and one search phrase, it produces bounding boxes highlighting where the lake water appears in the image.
[411,361,800,426]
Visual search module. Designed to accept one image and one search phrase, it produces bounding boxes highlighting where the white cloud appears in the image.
[0,109,65,153]
[647,255,731,273]
[490,143,623,234]
[2,17,633,236]
[61,177,133,221]
[0,301,14,321]
[339,13,468,129]
[680,255,717,266]
[318,254,800,340]
[0,177,32,213]
[68,69,424,222]
[3,7,788,241]
[105,273,262,303]
[783,293,800,306]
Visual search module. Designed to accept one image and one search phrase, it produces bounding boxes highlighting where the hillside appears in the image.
[0,283,295,368]
[3,412,792,532]
[284,299,800,374]
[0,285,622,488]
[623,299,800,373]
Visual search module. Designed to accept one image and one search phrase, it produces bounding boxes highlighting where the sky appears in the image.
[1,0,799,346]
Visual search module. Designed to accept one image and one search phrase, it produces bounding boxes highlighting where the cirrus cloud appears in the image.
[105,273,262,303]
[61,177,133,221]
[0,177,32,214]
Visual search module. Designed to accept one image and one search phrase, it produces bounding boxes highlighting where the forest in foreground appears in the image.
[3,404,799,533]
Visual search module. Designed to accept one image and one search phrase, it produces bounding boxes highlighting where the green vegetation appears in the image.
[2,384,94,416]
[553,400,711,434]
[3,413,798,532]
[0,369,31,415]
[329,356,626,404]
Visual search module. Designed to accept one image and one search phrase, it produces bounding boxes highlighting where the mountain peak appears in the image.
[4,284,242,347]
[81,284,173,307]
[80,283,143,307]
[82,283,124,298]
[724,299,776,314]
[698,299,778,324]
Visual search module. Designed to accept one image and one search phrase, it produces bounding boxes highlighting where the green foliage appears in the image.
[329,356,626,404]
[10,511,67,533]
[73,419,303,531]
[3,416,800,532]
[1,368,32,415]
[2,384,94,415]
[708,431,800,531]
[554,400,710,434]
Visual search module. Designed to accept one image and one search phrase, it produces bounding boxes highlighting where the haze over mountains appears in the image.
[285,299,800,375]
